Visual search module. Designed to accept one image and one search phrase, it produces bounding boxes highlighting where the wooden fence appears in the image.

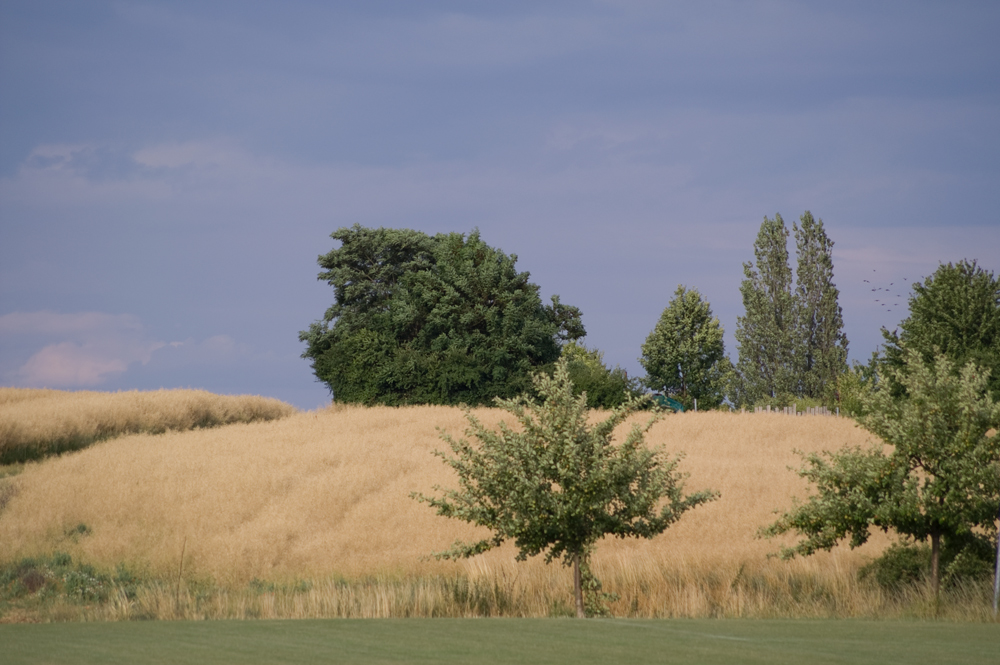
[746,405,840,416]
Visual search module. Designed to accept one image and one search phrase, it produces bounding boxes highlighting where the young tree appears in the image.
[793,212,848,399]
[640,285,727,410]
[763,350,1000,597]
[413,358,717,617]
[300,225,585,405]
[735,215,796,405]
[882,259,1000,401]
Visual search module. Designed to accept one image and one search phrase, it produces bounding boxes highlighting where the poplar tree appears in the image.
[735,215,796,404]
[640,285,727,410]
[793,212,848,398]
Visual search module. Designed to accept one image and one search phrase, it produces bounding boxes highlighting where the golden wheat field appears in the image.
[0,403,930,619]
[0,387,297,463]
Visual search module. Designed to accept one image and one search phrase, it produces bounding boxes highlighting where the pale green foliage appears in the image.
[793,212,848,399]
[579,556,618,617]
[735,214,797,405]
[835,360,877,418]
[763,350,1000,592]
[414,358,716,615]
[561,339,604,369]
[640,285,727,410]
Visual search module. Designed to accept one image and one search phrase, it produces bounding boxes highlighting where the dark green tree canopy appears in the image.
[882,259,1000,400]
[640,285,727,410]
[299,225,585,405]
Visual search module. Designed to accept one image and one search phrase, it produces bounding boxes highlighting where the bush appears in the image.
[0,552,113,603]
[858,543,930,589]
[561,341,643,409]
[859,536,996,590]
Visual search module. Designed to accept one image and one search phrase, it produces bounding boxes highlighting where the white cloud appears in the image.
[0,310,267,389]
[1,311,165,388]
[17,342,132,387]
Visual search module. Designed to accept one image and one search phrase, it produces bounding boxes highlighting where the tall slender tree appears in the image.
[735,215,796,404]
[793,212,848,398]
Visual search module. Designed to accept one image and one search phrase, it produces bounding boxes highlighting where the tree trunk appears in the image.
[573,554,585,618]
[930,531,941,604]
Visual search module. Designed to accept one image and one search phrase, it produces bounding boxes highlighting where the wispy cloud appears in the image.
[0,312,260,389]
[16,342,133,387]
[0,311,274,390]
[0,311,165,387]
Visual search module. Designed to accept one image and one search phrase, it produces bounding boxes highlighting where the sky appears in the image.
[1,1,998,410]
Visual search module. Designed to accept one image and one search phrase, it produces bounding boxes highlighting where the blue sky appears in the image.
[1,1,998,409]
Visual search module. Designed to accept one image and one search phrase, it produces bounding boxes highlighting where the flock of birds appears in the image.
[863,269,907,313]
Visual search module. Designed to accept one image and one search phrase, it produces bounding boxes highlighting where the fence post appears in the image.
[993,501,1000,617]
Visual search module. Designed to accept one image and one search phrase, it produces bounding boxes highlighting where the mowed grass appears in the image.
[2,618,998,665]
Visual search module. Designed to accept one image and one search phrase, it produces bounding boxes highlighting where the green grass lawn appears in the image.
[2,618,997,665]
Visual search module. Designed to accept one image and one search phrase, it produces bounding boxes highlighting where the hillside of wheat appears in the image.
[0,387,297,463]
[0,405,890,590]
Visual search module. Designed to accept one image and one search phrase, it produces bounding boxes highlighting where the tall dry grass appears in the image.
[0,388,297,463]
[0,388,62,406]
[0,406,937,619]
[43,569,995,622]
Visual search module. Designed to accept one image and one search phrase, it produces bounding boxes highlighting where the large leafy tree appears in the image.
[882,259,1000,401]
[793,212,848,399]
[414,358,716,617]
[763,350,1000,596]
[300,225,584,405]
[735,215,797,404]
[640,285,727,410]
